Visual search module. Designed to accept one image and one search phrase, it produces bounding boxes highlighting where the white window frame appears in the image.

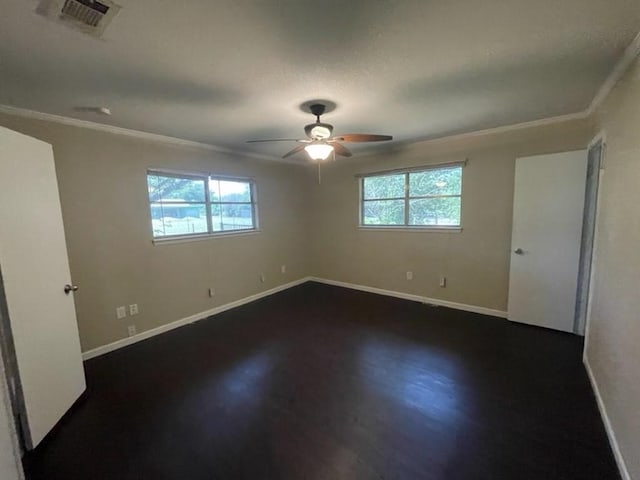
[147,169,258,244]
[358,161,465,231]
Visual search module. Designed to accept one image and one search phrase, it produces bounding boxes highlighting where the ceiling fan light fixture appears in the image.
[310,124,332,139]
[304,143,334,160]
[246,102,392,160]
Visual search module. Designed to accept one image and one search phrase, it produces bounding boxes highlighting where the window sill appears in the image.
[152,229,260,245]
[358,226,462,233]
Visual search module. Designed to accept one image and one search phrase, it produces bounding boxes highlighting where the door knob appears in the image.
[64,284,79,295]
[514,248,524,255]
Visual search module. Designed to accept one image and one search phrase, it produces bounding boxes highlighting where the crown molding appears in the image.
[587,30,640,116]
[0,104,285,163]
[421,111,590,143]
[355,110,589,159]
[0,102,588,163]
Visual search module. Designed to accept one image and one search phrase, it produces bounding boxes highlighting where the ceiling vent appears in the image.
[36,0,121,38]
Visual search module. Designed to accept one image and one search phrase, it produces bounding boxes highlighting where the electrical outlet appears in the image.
[260,273,265,283]
[208,287,215,298]
[127,325,136,337]
[439,276,447,288]
[406,271,413,281]
[281,265,286,274]
[129,304,139,315]
[116,306,126,320]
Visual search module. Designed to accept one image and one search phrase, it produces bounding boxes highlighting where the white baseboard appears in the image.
[82,278,311,360]
[83,276,508,360]
[308,277,508,318]
[583,355,631,480]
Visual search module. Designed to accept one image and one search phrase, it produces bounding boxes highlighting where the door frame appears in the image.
[0,269,26,479]
[573,134,606,334]
[582,131,606,354]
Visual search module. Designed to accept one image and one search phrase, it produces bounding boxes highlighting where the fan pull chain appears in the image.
[317,161,322,184]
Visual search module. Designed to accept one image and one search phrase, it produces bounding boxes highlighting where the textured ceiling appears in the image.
[1,0,639,160]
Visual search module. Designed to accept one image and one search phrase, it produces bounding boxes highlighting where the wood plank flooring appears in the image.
[24,282,620,479]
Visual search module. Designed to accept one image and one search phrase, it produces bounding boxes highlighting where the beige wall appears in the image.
[0,113,312,352]
[308,119,593,312]
[586,55,640,478]
[0,112,597,345]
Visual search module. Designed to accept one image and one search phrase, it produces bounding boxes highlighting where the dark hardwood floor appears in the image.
[24,282,619,480]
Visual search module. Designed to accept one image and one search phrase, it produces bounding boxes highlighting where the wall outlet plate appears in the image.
[116,306,126,319]
[127,325,136,337]
[406,271,413,280]
[129,304,138,315]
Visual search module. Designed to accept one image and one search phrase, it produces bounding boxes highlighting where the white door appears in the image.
[508,150,587,333]
[0,126,85,449]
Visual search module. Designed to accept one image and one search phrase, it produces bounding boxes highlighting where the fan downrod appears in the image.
[309,103,326,122]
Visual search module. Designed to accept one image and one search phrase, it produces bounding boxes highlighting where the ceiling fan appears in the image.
[246,103,393,160]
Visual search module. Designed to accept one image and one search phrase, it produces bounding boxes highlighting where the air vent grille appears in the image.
[36,0,121,38]
[61,0,109,27]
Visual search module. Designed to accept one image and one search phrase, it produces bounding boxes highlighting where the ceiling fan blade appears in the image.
[282,144,306,159]
[332,142,352,157]
[246,138,305,143]
[332,134,393,143]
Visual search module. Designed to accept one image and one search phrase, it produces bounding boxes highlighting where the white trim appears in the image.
[0,104,279,163]
[152,229,260,246]
[587,31,640,116]
[82,276,508,361]
[0,357,24,480]
[583,356,631,480]
[583,152,606,361]
[588,130,607,151]
[81,278,310,360]
[357,226,462,233]
[308,277,508,318]
[0,104,585,161]
[356,112,589,158]
[354,159,467,178]
[148,167,257,183]
[412,112,588,147]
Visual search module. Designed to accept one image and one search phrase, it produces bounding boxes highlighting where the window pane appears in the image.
[362,200,405,225]
[409,167,462,197]
[363,174,405,200]
[209,179,221,202]
[147,174,206,202]
[211,204,254,232]
[409,197,461,226]
[220,180,252,202]
[147,174,160,202]
[150,203,207,237]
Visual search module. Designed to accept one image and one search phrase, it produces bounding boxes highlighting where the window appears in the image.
[147,171,257,240]
[360,164,463,228]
